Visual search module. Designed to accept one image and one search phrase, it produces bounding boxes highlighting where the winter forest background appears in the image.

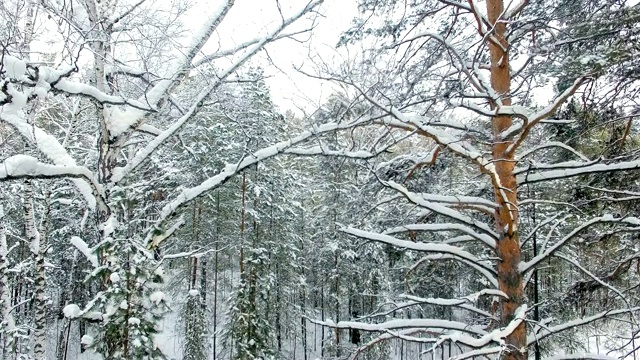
[1,0,640,359]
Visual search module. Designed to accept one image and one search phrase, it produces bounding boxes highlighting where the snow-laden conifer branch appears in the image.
[545,354,618,360]
[504,76,589,154]
[341,226,497,276]
[520,215,640,273]
[408,253,498,288]
[515,158,603,175]
[365,103,514,215]
[381,192,498,215]
[315,305,526,352]
[504,0,529,19]
[517,141,589,161]
[312,317,487,336]
[399,294,494,318]
[384,181,498,247]
[554,253,631,310]
[349,329,436,360]
[351,334,502,360]
[528,307,640,346]
[360,291,502,320]
[385,223,497,245]
[518,159,640,184]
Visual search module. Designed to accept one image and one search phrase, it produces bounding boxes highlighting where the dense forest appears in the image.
[1,0,640,359]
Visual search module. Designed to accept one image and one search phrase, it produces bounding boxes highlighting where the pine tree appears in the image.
[182,290,208,360]
[223,247,276,360]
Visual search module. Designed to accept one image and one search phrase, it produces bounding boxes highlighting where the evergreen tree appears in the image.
[223,247,276,360]
[182,290,208,360]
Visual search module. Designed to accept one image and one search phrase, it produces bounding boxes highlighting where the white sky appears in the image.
[23,0,358,115]
[184,0,359,114]
[26,0,587,115]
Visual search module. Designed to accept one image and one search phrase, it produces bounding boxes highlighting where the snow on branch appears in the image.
[151,116,374,235]
[409,253,498,288]
[70,236,99,268]
[529,307,640,346]
[341,226,497,278]
[52,77,154,111]
[545,354,617,360]
[505,76,589,154]
[0,154,105,209]
[504,0,529,19]
[554,253,630,306]
[385,181,498,247]
[313,317,487,336]
[428,304,527,350]
[3,62,153,111]
[145,216,185,249]
[0,113,99,210]
[517,141,590,161]
[0,155,92,180]
[518,159,640,185]
[363,100,513,216]
[520,215,640,274]
[349,329,434,360]
[315,305,527,351]
[399,294,494,318]
[104,0,237,137]
[515,158,602,175]
[385,223,497,247]
[284,147,376,158]
[415,192,498,211]
[111,0,323,184]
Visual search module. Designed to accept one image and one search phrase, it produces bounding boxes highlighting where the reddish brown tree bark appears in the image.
[485,0,526,358]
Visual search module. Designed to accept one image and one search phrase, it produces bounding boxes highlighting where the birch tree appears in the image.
[0,0,382,357]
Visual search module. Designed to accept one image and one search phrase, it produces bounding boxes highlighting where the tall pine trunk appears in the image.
[485,0,526,358]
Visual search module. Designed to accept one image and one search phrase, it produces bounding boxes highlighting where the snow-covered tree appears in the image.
[308,0,640,359]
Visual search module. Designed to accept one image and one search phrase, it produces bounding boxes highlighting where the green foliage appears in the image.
[88,234,168,359]
[223,248,276,360]
[182,291,209,360]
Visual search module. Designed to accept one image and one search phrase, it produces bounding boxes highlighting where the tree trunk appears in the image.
[485,0,526,359]
[212,191,220,359]
[0,205,15,355]
[191,201,200,289]
[212,242,218,359]
[240,173,247,275]
[33,190,50,359]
